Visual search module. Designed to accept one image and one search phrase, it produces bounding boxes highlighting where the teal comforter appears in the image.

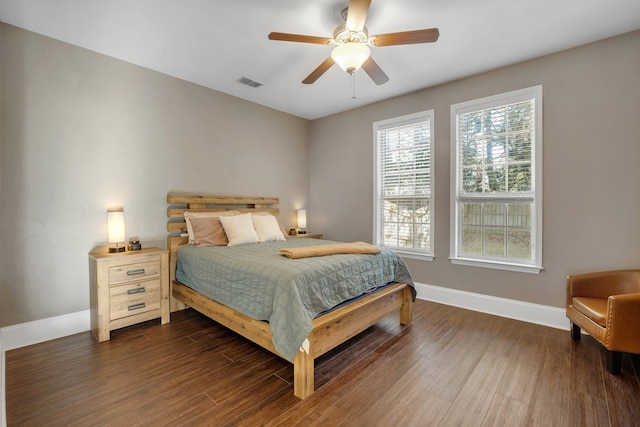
[176,238,414,360]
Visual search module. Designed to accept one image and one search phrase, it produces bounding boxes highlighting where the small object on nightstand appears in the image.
[288,229,297,236]
[89,247,169,342]
[128,237,142,251]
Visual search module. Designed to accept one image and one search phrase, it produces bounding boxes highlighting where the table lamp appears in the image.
[107,208,126,253]
[297,209,307,234]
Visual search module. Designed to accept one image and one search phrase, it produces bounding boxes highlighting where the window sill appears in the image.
[449,257,543,274]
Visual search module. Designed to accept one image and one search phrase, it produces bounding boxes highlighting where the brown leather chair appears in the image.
[566,270,640,374]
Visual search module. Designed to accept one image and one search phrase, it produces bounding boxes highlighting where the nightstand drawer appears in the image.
[109,260,160,284]
[109,279,161,321]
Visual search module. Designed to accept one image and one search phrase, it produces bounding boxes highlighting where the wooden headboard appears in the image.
[166,192,280,311]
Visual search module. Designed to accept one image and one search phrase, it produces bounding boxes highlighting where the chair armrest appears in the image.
[567,270,640,302]
[606,292,640,353]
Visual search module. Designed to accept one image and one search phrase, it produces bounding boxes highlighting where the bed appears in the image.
[166,193,414,399]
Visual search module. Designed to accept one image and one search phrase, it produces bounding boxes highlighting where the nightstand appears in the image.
[287,233,323,239]
[89,247,170,342]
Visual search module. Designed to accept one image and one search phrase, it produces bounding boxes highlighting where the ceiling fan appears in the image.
[268,0,439,85]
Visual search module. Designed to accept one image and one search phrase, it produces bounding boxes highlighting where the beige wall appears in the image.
[1,21,638,328]
[309,30,640,308]
[0,23,310,327]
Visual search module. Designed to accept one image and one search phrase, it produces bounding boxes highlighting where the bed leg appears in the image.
[400,286,413,325]
[293,350,314,399]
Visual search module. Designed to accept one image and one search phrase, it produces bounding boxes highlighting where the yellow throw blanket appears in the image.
[280,241,381,259]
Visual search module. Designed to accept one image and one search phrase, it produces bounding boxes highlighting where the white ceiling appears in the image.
[1,0,639,120]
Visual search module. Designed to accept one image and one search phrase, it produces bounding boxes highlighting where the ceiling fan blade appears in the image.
[268,32,332,45]
[372,28,440,46]
[362,57,389,85]
[302,57,336,84]
[345,0,371,32]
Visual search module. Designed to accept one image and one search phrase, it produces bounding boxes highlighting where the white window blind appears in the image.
[451,86,542,273]
[374,110,434,259]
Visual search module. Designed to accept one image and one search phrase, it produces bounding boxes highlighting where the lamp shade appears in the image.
[331,43,370,74]
[297,209,307,230]
[107,208,125,245]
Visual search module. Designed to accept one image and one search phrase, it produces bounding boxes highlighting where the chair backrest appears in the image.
[607,270,640,295]
[567,270,640,300]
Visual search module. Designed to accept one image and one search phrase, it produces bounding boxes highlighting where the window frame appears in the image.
[450,86,543,273]
[373,109,435,261]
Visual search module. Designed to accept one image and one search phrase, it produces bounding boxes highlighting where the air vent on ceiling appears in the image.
[236,76,263,88]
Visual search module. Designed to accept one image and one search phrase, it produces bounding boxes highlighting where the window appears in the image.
[374,110,434,260]
[450,86,542,273]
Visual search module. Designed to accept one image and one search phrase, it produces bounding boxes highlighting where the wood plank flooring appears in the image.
[6,300,640,426]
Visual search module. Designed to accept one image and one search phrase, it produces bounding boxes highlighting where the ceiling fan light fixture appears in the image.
[331,42,370,74]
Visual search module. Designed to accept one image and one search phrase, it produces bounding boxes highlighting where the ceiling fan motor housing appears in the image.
[333,24,369,45]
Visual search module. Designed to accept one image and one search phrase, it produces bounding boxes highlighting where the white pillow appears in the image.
[219,213,259,246]
[252,211,288,236]
[183,211,237,244]
[252,214,286,242]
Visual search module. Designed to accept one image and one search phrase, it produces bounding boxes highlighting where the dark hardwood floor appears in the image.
[6,300,640,426]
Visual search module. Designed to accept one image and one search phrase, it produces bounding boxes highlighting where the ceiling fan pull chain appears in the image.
[352,73,357,99]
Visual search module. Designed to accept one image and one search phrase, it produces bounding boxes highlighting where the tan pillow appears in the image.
[189,216,229,247]
[184,210,237,244]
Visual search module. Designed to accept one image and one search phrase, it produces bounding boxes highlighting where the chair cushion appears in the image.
[573,297,607,327]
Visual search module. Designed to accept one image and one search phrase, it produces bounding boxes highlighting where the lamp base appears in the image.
[109,246,126,253]
[298,230,307,235]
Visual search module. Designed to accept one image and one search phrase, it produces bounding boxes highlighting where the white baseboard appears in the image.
[414,283,569,331]
[1,330,6,427]
[1,310,90,352]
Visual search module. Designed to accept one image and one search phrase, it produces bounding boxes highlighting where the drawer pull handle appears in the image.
[127,268,145,276]
[128,302,146,311]
[127,287,145,295]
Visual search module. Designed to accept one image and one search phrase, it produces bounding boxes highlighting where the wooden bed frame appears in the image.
[166,193,413,399]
